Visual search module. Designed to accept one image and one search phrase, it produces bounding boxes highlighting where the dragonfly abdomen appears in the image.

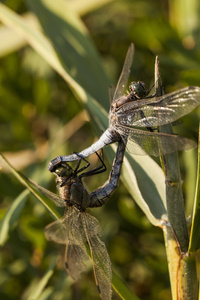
[89,141,126,208]
[48,129,120,171]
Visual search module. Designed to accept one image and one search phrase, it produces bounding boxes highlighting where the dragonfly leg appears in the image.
[67,150,107,179]
[58,158,87,188]
[79,150,107,178]
[58,158,86,188]
[139,110,155,132]
[72,153,90,174]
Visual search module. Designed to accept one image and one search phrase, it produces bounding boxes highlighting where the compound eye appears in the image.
[54,163,73,177]
[129,81,147,99]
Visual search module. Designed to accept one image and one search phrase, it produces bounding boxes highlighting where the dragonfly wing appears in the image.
[109,85,115,105]
[24,176,65,207]
[113,43,134,102]
[64,206,89,281]
[116,125,197,156]
[82,212,112,300]
[44,217,67,244]
[117,86,200,127]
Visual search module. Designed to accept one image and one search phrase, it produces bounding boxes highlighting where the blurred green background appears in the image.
[1,0,200,299]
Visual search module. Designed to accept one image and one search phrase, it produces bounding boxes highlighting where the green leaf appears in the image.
[36,287,54,300]
[68,0,114,16]
[106,144,166,226]
[0,189,28,246]
[0,153,60,220]
[0,13,29,57]
[0,0,113,58]
[112,271,141,300]
[0,2,87,107]
[25,0,111,109]
[188,124,200,252]
[169,0,199,37]
[22,259,56,300]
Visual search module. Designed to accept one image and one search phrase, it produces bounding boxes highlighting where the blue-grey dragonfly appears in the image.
[26,141,126,300]
[48,44,200,171]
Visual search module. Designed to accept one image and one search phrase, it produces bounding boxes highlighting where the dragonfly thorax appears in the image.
[129,81,148,99]
[56,174,91,210]
[69,182,91,210]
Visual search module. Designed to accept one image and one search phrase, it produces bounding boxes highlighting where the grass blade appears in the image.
[0,189,29,246]
[112,271,141,300]
[0,153,60,220]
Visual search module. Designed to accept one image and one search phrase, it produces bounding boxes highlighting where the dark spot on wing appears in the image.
[96,284,101,295]
[65,262,69,270]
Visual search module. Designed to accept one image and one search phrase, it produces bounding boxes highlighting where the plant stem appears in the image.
[154,57,198,299]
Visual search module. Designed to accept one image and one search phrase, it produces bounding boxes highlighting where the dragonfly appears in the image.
[26,141,126,300]
[48,43,200,171]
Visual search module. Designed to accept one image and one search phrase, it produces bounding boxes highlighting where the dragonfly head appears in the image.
[54,162,73,178]
[129,81,148,99]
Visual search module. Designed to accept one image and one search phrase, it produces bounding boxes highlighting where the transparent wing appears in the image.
[82,212,112,300]
[108,85,115,105]
[25,176,65,207]
[117,86,200,127]
[44,217,67,244]
[64,206,89,280]
[113,43,134,102]
[116,125,197,156]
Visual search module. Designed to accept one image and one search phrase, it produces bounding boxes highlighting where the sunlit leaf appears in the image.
[112,272,140,300]
[0,153,60,220]
[22,259,56,300]
[0,189,28,246]
[26,0,111,109]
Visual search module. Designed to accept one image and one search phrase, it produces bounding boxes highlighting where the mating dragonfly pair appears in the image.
[48,43,200,170]
[32,44,200,300]
[28,142,125,300]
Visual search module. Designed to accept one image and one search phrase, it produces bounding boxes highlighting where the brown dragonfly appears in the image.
[27,141,126,300]
[48,43,200,171]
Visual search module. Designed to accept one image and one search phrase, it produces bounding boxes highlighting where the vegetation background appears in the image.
[0,0,200,299]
